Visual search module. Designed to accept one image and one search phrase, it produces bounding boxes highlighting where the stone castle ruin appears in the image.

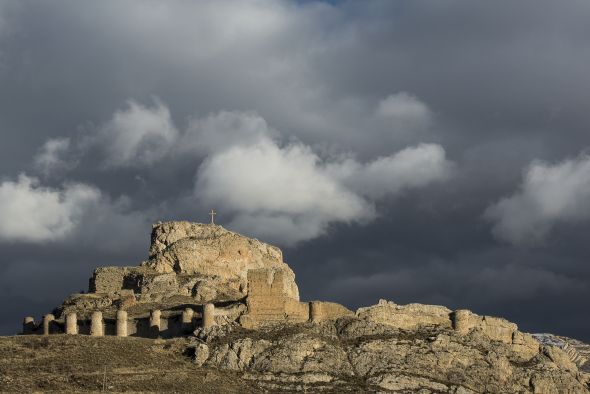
[21,221,355,338]
[18,220,585,369]
[16,221,590,392]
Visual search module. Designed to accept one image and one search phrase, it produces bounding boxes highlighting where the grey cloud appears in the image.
[485,154,590,245]
[192,118,452,245]
[181,111,279,156]
[43,98,452,246]
[33,137,76,176]
[83,98,179,168]
[0,0,589,342]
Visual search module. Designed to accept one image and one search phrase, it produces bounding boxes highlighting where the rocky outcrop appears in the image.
[26,220,589,393]
[357,299,452,330]
[534,333,590,372]
[143,221,299,300]
[189,316,590,393]
[54,221,300,319]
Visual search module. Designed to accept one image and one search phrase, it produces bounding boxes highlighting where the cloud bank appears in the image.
[486,154,590,245]
[54,99,453,245]
[2,0,590,340]
[0,175,101,242]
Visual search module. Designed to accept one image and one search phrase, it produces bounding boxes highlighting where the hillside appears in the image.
[1,319,589,393]
[8,222,590,393]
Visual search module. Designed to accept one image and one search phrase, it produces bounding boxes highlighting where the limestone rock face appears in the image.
[357,299,453,330]
[144,221,299,300]
[534,333,590,371]
[195,318,590,393]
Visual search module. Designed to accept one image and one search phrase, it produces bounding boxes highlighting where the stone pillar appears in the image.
[182,308,194,333]
[452,309,472,335]
[66,312,78,335]
[43,314,55,336]
[150,309,161,338]
[116,310,128,337]
[23,317,35,334]
[202,303,215,329]
[90,311,104,337]
[309,302,321,323]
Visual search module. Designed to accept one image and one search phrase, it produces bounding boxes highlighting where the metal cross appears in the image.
[209,209,217,224]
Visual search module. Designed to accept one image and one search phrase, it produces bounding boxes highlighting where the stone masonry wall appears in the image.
[310,301,354,322]
[241,268,308,328]
[240,268,353,328]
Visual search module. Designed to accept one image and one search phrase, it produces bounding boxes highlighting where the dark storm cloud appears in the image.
[1,0,589,341]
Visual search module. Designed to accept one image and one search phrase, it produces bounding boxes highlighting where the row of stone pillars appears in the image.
[24,303,216,337]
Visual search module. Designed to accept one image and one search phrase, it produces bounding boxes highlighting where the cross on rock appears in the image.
[209,209,217,224]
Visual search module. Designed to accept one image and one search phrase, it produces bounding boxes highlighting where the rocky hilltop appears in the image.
[57,221,299,321]
[13,221,590,393]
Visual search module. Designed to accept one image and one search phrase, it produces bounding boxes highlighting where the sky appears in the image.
[0,0,589,341]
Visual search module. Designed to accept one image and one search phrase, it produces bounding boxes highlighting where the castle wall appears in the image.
[284,299,309,323]
[89,267,129,293]
[89,266,177,295]
[309,301,354,322]
[240,268,353,328]
[241,268,307,328]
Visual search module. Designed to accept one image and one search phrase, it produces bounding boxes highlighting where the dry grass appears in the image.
[0,335,261,393]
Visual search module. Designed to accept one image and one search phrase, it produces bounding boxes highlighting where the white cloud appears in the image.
[0,175,102,242]
[40,98,452,245]
[196,137,373,244]
[334,144,453,199]
[194,112,452,245]
[89,98,179,168]
[485,154,590,245]
[0,174,153,247]
[33,137,75,176]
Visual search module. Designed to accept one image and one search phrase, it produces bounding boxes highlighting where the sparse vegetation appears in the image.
[0,335,261,393]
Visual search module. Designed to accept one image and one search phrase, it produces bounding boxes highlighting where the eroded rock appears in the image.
[144,221,299,300]
[196,319,590,393]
